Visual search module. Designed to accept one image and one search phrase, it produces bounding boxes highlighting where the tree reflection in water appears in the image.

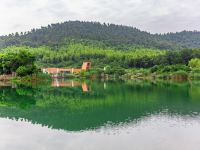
[0,80,200,131]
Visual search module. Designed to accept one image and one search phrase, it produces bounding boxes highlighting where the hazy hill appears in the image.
[156,31,200,49]
[0,21,200,50]
[0,21,179,50]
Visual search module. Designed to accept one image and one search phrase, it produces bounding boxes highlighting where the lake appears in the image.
[0,79,200,150]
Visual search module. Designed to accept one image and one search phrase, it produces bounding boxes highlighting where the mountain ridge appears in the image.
[0,21,200,50]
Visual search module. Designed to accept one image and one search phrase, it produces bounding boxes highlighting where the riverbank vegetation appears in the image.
[1,21,200,82]
[1,43,200,81]
[0,49,44,83]
[0,49,38,76]
[2,44,165,68]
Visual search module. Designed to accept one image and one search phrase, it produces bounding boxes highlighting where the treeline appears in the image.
[2,44,200,70]
[0,50,38,76]
[2,44,164,69]
[0,21,180,50]
[127,49,200,68]
[156,31,200,49]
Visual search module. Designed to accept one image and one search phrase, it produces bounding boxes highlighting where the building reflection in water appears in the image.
[51,79,90,92]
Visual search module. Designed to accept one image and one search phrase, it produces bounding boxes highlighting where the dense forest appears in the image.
[2,44,165,68]
[2,44,200,69]
[156,31,200,48]
[1,21,200,51]
[0,21,200,79]
[1,43,200,79]
[0,21,182,50]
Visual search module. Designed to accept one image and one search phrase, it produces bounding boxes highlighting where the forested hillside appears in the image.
[0,21,180,50]
[2,45,165,69]
[2,44,200,69]
[156,31,200,48]
[1,21,200,75]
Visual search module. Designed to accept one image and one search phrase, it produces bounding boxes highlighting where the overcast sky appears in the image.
[0,0,200,35]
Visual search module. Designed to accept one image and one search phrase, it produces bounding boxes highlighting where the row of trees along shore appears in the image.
[1,43,200,79]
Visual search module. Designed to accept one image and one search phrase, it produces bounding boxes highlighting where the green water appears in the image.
[0,80,200,149]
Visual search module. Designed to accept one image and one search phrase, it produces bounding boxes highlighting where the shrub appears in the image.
[189,58,200,68]
[161,66,171,73]
[161,64,190,73]
[16,65,37,76]
[150,65,165,73]
[16,66,29,76]
[172,70,188,76]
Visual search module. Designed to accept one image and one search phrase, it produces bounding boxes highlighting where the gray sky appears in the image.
[0,0,200,35]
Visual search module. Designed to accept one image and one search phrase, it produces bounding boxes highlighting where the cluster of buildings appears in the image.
[42,62,91,77]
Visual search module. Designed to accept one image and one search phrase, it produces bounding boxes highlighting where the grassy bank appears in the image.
[49,63,200,81]
[121,65,200,81]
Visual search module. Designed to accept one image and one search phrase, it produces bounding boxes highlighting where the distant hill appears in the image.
[0,21,199,50]
[155,31,200,49]
[0,21,179,50]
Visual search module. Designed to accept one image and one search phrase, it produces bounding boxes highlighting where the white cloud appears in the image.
[0,0,200,35]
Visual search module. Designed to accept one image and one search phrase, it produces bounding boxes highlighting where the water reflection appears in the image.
[51,79,90,92]
[0,80,200,132]
[1,115,200,150]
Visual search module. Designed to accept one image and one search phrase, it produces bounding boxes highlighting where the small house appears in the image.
[42,62,91,77]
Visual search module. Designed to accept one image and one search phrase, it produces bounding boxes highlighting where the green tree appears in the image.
[189,58,200,68]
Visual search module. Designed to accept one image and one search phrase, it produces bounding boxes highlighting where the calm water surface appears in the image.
[0,79,200,150]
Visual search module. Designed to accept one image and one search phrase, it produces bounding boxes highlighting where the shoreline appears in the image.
[0,69,199,85]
